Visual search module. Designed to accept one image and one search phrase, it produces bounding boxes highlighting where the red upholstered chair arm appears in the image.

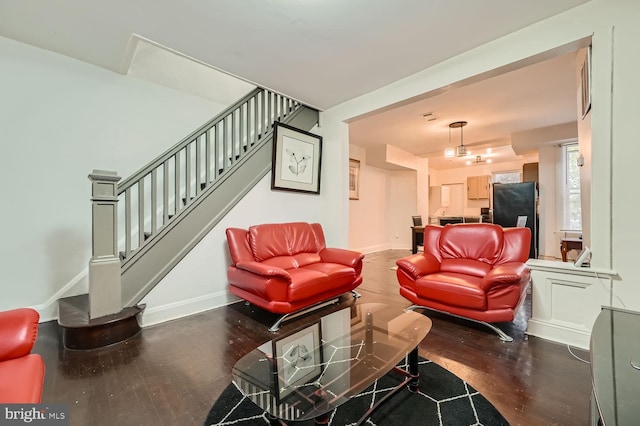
[480,262,530,291]
[319,248,364,269]
[396,253,441,280]
[235,261,292,283]
[0,308,40,362]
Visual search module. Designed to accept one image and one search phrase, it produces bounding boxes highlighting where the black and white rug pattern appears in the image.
[205,357,508,426]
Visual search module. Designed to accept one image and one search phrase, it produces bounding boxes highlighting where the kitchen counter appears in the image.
[429,216,485,225]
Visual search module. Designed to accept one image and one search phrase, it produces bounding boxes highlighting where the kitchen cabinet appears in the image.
[467,175,490,199]
[441,185,450,207]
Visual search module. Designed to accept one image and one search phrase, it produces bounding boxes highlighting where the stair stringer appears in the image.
[120,106,319,307]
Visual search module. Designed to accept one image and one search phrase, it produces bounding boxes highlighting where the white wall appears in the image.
[538,145,559,258]
[0,36,227,314]
[388,171,417,249]
[576,47,593,248]
[348,144,390,253]
[348,143,428,253]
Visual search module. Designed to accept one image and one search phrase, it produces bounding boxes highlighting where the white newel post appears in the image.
[88,170,122,318]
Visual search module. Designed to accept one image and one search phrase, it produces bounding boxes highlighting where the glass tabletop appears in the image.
[590,306,640,425]
[232,303,432,422]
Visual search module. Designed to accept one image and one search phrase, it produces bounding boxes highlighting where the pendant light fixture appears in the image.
[449,121,468,157]
[444,124,455,158]
[444,146,455,158]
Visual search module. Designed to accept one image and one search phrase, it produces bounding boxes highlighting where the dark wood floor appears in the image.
[33,250,592,425]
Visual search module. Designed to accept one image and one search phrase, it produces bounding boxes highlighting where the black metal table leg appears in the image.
[408,346,420,393]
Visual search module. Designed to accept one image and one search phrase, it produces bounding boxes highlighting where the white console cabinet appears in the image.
[526,260,617,350]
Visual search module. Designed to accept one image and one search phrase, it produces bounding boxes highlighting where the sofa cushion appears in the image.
[440,258,492,278]
[496,227,531,264]
[439,224,503,265]
[287,264,356,302]
[261,256,300,270]
[416,273,486,310]
[0,354,44,403]
[294,253,323,268]
[249,222,318,262]
[303,263,356,283]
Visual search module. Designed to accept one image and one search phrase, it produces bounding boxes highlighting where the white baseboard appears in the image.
[32,268,89,322]
[140,290,240,327]
[526,318,591,350]
[356,243,391,255]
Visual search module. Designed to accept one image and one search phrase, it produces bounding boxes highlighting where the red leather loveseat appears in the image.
[0,308,46,403]
[226,222,364,331]
[396,223,531,341]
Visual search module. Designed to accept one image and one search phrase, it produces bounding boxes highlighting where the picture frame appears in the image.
[349,158,360,200]
[274,323,322,400]
[271,122,322,194]
[580,46,592,118]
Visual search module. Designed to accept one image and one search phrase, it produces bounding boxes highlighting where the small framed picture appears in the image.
[274,323,322,400]
[271,122,322,194]
[349,158,360,200]
[580,46,592,118]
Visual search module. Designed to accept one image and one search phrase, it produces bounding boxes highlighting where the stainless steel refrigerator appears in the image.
[492,182,538,258]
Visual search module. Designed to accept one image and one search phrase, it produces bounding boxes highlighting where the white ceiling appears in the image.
[0,0,589,169]
[349,49,581,170]
[0,0,588,110]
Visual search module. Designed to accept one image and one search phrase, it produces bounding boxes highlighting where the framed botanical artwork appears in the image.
[274,323,322,400]
[271,122,322,194]
[349,158,360,200]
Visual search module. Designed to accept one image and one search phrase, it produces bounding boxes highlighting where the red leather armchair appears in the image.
[226,222,364,331]
[0,308,46,403]
[396,223,531,341]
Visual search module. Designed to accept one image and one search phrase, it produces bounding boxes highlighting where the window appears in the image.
[563,143,582,230]
[492,171,521,184]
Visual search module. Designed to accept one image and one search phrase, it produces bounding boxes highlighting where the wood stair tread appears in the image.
[58,294,145,350]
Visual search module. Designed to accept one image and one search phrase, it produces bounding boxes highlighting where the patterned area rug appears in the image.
[204,357,508,426]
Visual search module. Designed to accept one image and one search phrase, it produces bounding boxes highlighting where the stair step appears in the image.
[118,232,152,260]
[58,294,145,350]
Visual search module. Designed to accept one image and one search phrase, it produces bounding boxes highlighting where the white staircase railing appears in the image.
[116,88,301,263]
[84,87,314,318]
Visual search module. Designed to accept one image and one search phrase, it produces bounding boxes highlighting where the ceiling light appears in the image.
[468,155,491,164]
[444,146,455,158]
[447,121,468,158]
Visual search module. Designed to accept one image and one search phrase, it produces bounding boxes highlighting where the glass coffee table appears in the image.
[232,303,432,425]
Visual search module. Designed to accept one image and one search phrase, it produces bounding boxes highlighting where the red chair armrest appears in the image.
[396,253,441,279]
[235,262,291,282]
[480,262,530,291]
[0,308,40,362]
[319,248,364,268]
